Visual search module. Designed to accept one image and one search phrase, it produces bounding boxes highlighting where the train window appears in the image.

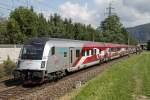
[117,48,120,51]
[51,47,55,55]
[99,49,101,54]
[70,50,73,63]
[112,48,114,52]
[91,50,93,55]
[109,48,111,52]
[76,50,80,57]
[87,50,89,56]
[94,49,96,55]
[97,49,99,54]
[64,52,67,57]
[21,45,44,60]
[82,51,85,56]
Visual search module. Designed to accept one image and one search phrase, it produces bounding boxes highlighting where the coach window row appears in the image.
[82,49,101,56]
[110,48,121,52]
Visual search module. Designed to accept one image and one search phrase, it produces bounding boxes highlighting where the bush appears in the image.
[3,56,16,76]
[0,64,5,78]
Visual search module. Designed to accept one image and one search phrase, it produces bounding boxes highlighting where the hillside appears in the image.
[127,23,150,43]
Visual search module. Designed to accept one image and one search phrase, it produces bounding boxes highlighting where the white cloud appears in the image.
[117,0,150,27]
[123,0,150,13]
[58,1,98,28]
[94,0,150,27]
[37,0,150,28]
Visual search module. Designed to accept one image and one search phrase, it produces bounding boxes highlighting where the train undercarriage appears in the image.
[13,69,66,84]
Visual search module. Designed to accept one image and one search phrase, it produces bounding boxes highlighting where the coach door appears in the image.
[69,48,76,66]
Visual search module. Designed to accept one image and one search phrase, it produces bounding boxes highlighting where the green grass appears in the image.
[71,52,150,100]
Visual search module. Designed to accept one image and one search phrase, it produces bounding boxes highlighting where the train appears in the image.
[13,38,140,84]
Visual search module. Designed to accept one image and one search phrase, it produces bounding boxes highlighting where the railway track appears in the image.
[0,55,131,100]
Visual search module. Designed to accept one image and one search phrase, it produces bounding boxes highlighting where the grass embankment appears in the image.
[70,52,150,100]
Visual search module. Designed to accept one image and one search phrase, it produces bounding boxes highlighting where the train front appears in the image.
[13,39,48,84]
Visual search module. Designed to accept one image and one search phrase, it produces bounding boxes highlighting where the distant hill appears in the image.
[127,23,150,43]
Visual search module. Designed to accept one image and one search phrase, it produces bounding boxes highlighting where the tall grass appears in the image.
[0,64,4,78]
[72,52,150,100]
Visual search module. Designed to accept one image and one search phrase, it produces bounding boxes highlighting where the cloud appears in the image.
[123,0,150,13]
[37,0,150,28]
[58,1,98,28]
[118,0,150,27]
[2,0,150,28]
[94,0,150,27]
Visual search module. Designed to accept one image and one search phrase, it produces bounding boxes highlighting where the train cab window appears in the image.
[87,50,89,56]
[64,52,67,57]
[51,47,55,55]
[76,50,80,57]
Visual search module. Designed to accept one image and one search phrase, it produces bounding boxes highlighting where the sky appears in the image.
[0,0,150,28]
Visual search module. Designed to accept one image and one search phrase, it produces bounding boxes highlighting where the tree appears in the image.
[37,13,49,37]
[3,6,136,44]
[73,23,80,40]
[99,15,133,44]
[0,17,7,43]
[7,18,26,44]
[9,7,39,37]
[48,13,65,38]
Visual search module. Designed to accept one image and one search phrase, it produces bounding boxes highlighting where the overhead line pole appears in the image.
[105,1,115,17]
[27,0,29,8]
[11,0,14,9]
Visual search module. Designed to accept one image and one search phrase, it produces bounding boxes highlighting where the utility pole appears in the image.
[104,1,115,31]
[11,0,14,9]
[105,1,115,17]
[26,0,29,8]
[128,34,130,45]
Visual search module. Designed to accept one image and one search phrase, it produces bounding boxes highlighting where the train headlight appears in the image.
[41,61,45,68]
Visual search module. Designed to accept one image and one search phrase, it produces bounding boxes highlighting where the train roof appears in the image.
[25,37,104,47]
[25,37,131,48]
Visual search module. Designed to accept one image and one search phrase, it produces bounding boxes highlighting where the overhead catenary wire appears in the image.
[0,2,9,7]
[0,6,12,11]
[0,0,54,18]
